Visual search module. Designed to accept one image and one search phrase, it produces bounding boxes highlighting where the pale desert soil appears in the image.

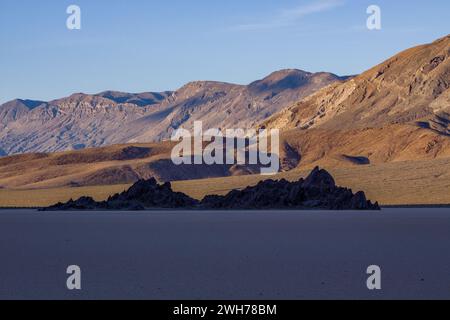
[0,209,449,300]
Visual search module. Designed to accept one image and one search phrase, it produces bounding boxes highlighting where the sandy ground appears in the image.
[0,209,449,300]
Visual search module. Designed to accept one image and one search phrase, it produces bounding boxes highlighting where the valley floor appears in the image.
[1,158,450,207]
[0,209,449,299]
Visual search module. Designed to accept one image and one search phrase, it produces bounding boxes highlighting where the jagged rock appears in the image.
[42,167,380,211]
[106,178,199,208]
[200,167,379,210]
[44,178,197,211]
[47,197,98,211]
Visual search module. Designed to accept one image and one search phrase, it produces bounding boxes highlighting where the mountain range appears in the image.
[0,70,345,155]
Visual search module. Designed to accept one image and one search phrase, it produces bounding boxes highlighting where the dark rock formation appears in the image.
[43,167,380,211]
[44,178,198,211]
[201,167,379,210]
[107,178,198,209]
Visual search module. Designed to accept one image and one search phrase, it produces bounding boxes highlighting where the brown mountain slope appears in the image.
[264,35,450,133]
[263,35,450,170]
[278,124,450,171]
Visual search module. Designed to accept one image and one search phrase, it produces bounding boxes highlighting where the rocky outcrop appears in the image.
[43,167,380,211]
[200,167,379,210]
[44,178,198,211]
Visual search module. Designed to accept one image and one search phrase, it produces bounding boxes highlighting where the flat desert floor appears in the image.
[0,209,450,299]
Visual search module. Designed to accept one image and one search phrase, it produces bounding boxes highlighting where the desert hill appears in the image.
[278,124,450,171]
[264,35,450,132]
[0,142,269,189]
[265,35,450,169]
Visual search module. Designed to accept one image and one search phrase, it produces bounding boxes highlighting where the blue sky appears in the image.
[0,0,449,104]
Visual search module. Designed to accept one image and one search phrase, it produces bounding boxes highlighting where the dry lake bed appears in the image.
[0,208,450,300]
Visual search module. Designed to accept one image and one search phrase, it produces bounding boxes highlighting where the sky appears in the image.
[0,0,449,104]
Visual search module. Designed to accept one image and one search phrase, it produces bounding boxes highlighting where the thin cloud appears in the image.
[230,0,346,31]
